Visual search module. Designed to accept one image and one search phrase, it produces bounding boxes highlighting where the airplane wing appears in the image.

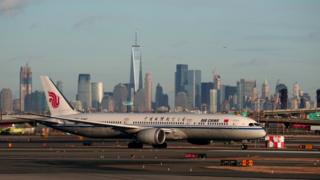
[17,113,173,134]
[20,113,143,131]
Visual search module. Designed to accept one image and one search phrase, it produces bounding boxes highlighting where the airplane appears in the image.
[34,76,266,149]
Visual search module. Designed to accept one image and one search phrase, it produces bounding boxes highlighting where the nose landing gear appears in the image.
[241,144,248,150]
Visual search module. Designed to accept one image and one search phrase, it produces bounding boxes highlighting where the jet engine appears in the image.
[137,128,166,145]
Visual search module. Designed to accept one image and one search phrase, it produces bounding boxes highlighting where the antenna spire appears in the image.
[135,32,138,45]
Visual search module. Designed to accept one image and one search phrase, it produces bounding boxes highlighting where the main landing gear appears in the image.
[241,144,248,150]
[152,142,168,149]
[128,141,143,149]
[127,141,168,149]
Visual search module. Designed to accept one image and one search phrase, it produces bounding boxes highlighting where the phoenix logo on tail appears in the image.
[48,91,60,108]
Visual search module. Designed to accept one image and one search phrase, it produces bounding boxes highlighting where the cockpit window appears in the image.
[249,123,260,127]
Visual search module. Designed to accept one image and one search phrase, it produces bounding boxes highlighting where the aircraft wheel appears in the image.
[152,142,167,149]
[128,141,143,149]
[241,144,248,150]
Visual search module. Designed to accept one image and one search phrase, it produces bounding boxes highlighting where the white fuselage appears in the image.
[47,113,266,141]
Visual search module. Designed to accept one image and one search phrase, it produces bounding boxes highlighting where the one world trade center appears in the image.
[129,33,143,93]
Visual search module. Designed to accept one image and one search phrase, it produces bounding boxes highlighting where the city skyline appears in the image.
[0,0,319,105]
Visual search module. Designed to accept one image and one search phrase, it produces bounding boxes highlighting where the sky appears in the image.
[0,0,319,105]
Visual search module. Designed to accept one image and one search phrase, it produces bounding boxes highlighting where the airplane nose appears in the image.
[260,128,267,138]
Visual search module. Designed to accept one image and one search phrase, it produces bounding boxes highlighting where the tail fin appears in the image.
[40,76,79,116]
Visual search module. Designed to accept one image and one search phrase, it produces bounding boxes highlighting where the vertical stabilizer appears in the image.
[40,76,78,116]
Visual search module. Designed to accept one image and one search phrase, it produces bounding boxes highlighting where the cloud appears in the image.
[0,0,30,16]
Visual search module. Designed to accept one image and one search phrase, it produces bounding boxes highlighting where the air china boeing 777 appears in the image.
[38,76,266,149]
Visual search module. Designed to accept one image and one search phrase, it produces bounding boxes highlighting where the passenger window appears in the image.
[249,123,254,127]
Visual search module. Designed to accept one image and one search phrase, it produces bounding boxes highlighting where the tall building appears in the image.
[24,91,46,114]
[293,82,300,98]
[129,33,143,93]
[185,70,201,109]
[222,85,237,111]
[56,81,63,93]
[175,91,188,111]
[76,74,91,111]
[0,88,13,114]
[209,89,217,113]
[101,92,115,112]
[261,80,270,99]
[155,83,169,110]
[144,73,152,112]
[237,79,256,110]
[291,97,299,109]
[20,64,32,112]
[213,72,221,90]
[317,89,320,108]
[276,83,288,109]
[299,92,311,109]
[134,89,145,112]
[175,64,188,95]
[113,83,129,113]
[201,82,214,111]
[91,82,104,111]
[213,72,222,112]
[13,99,20,112]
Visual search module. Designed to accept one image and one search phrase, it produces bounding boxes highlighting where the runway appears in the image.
[0,136,319,179]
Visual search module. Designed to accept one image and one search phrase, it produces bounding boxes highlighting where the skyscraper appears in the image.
[293,82,300,98]
[175,91,188,111]
[91,82,104,111]
[155,83,169,110]
[0,88,13,114]
[25,91,46,114]
[134,89,145,112]
[209,89,217,113]
[113,83,129,113]
[101,92,115,112]
[222,85,237,111]
[185,70,201,109]
[201,82,214,111]
[261,80,270,99]
[276,83,288,109]
[129,33,143,93]
[76,74,91,111]
[237,79,256,110]
[213,72,222,112]
[213,72,221,90]
[291,97,299,109]
[175,64,188,95]
[20,64,32,112]
[144,73,152,112]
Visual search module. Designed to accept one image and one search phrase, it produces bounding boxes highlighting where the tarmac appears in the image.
[0,135,319,180]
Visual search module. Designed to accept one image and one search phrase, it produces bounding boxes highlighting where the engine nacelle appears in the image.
[187,139,211,145]
[137,128,166,145]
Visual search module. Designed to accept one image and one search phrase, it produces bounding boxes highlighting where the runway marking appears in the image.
[209,149,320,154]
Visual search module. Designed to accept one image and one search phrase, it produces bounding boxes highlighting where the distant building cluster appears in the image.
[173,64,318,112]
[0,35,319,115]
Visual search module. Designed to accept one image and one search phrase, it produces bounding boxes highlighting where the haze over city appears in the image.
[0,0,319,106]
